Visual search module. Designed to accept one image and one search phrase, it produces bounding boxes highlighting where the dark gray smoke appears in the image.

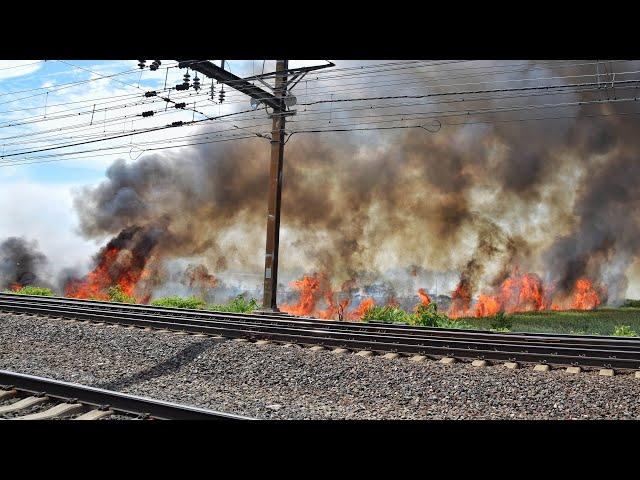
[0,237,50,290]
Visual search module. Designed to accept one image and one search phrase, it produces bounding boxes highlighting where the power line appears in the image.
[0,107,260,159]
[0,60,45,71]
[0,133,261,167]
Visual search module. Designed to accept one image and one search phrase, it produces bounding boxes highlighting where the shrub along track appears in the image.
[2,293,640,373]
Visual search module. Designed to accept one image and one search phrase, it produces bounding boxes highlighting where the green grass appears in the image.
[206,295,259,313]
[613,325,638,337]
[489,311,512,331]
[362,302,474,329]
[362,305,411,324]
[107,285,137,304]
[150,296,206,310]
[133,293,259,312]
[359,300,640,336]
[622,299,640,308]
[3,286,54,296]
[457,308,640,336]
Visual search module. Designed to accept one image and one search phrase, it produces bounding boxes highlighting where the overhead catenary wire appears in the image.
[0,60,45,71]
[3,72,631,133]
[3,59,640,169]
[0,133,261,167]
[5,68,637,135]
[1,58,624,116]
[5,105,640,168]
[4,83,638,157]
[0,107,261,159]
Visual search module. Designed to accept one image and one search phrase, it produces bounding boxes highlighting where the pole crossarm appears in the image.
[176,60,282,110]
[243,62,335,88]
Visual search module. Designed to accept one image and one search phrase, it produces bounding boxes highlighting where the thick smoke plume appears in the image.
[67,60,640,313]
[0,237,50,290]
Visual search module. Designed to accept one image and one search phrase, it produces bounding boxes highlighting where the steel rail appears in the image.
[1,296,640,369]
[0,369,252,420]
[2,293,640,348]
[4,296,640,353]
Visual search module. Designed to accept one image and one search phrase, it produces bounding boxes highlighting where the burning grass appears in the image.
[449,269,605,318]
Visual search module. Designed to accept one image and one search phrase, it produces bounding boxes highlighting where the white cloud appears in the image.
[0,61,44,81]
[0,182,98,276]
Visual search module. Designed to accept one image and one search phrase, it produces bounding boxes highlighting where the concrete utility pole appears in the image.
[262,60,288,311]
[176,59,333,311]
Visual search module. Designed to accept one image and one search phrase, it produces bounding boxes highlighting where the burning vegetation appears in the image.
[448,269,605,318]
[5,61,640,321]
[279,272,381,320]
[64,226,162,303]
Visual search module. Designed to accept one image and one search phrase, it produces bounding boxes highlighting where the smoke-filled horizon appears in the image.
[3,60,640,314]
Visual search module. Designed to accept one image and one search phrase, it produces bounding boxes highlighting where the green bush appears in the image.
[412,302,448,327]
[151,296,205,309]
[361,302,474,330]
[362,305,411,324]
[107,285,137,304]
[5,286,54,296]
[435,316,474,330]
[490,311,512,331]
[622,299,640,308]
[207,295,259,313]
[613,325,638,337]
[411,302,473,330]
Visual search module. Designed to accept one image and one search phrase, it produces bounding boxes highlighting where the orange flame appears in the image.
[450,281,472,318]
[282,273,376,320]
[318,290,350,320]
[65,247,118,300]
[570,278,601,310]
[474,294,501,317]
[347,297,375,320]
[500,270,547,313]
[418,288,431,306]
[452,267,604,318]
[474,269,547,317]
[65,247,146,302]
[280,274,322,316]
[280,269,605,321]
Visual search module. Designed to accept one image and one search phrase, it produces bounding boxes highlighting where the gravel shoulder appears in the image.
[1,312,640,419]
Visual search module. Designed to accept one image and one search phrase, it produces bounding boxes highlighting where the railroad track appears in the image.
[0,369,251,420]
[2,293,640,372]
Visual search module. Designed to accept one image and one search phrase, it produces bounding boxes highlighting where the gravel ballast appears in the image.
[1,312,640,419]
